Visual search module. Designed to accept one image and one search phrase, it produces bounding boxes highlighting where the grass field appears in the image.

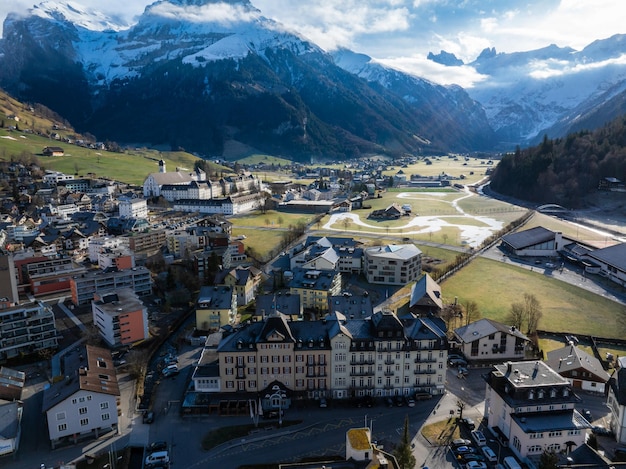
[441,257,626,339]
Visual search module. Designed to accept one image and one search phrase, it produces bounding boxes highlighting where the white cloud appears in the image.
[147,2,259,24]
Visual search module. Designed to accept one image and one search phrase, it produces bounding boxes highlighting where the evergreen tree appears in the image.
[539,449,558,469]
[394,415,416,469]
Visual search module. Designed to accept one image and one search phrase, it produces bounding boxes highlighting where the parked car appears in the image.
[481,446,497,462]
[395,396,404,406]
[143,411,155,424]
[465,462,487,469]
[452,438,471,448]
[148,441,167,453]
[449,357,468,367]
[459,417,475,430]
[454,445,476,455]
[471,430,487,447]
[460,453,485,464]
[319,398,328,408]
[405,396,416,407]
[386,397,394,407]
[582,409,593,422]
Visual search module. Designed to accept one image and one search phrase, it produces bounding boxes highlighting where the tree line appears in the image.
[490,114,626,208]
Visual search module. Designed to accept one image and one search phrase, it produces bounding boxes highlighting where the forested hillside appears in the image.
[490,115,626,208]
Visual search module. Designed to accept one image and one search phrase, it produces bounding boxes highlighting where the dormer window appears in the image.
[528,390,535,400]
[550,389,556,398]
[563,388,569,397]
[538,390,544,399]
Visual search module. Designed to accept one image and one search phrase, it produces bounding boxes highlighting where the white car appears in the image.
[465,462,487,469]
[481,446,498,462]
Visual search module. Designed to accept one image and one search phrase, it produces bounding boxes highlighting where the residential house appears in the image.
[484,360,588,461]
[368,203,404,220]
[92,289,149,348]
[288,268,342,313]
[363,244,422,285]
[42,345,120,449]
[42,147,64,156]
[545,344,610,394]
[453,318,530,363]
[583,243,626,287]
[216,266,263,307]
[409,273,443,317]
[195,285,237,332]
[118,198,148,219]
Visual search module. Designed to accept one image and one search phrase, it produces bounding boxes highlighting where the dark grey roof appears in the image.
[328,293,373,319]
[409,273,443,309]
[455,318,529,343]
[288,268,340,291]
[256,293,301,317]
[217,312,447,352]
[585,243,626,271]
[512,409,590,432]
[0,401,20,440]
[501,226,555,250]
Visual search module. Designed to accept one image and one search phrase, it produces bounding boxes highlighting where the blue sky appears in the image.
[1,0,624,86]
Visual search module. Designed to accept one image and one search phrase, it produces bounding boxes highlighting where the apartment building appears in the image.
[195,285,237,332]
[70,266,152,305]
[288,268,342,312]
[215,310,448,399]
[484,360,589,460]
[363,244,422,285]
[92,289,149,347]
[0,302,58,361]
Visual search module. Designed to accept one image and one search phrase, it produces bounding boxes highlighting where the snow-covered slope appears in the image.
[456,36,626,147]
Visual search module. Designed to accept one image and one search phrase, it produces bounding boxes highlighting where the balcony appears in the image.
[384,359,395,365]
[415,357,437,363]
[384,371,395,376]
[350,358,375,365]
[350,369,374,377]
[414,369,436,375]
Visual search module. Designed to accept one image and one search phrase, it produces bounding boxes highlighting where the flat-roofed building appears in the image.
[364,244,421,285]
[92,289,149,347]
[0,302,58,361]
[70,266,152,305]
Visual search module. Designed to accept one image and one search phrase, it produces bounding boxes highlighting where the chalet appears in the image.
[545,344,610,394]
[409,273,443,316]
[42,147,65,157]
[453,318,530,363]
[369,203,404,220]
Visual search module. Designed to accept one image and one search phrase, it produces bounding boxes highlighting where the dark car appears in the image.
[143,411,155,424]
[592,425,614,437]
[459,417,475,430]
[451,438,471,448]
[453,445,476,455]
[582,409,593,422]
[148,441,167,453]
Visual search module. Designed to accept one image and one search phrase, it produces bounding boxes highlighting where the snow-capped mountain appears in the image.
[0,0,494,159]
[429,36,626,148]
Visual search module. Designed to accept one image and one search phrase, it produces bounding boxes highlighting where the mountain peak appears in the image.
[426,50,463,67]
[28,1,129,31]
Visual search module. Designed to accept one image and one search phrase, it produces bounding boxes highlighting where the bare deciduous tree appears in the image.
[509,302,525,330]
[524,293,543,334]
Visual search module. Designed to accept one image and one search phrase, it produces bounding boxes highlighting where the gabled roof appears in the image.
[501,226,555,250]
[42,345,119,411]
[409,273,443,309]
[0,401,21,441]
[546,344,610,382]
[454,318,529,343]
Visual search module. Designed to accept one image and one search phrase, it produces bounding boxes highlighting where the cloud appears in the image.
[377,54,489,88]
[147,2,259,24]
[528,54,626,79]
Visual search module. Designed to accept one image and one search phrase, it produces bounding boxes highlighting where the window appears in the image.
[58,423,67,432]
[56,412,66,421]
[80,418,89,426]
[79,397,85,403]
[101,413,110,421]
[79,407,88,415]
[71,398,77,404]
[100,402,109,410]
